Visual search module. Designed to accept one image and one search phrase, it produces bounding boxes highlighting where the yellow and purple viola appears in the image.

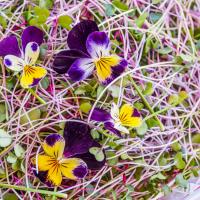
[91,103,142,137]
[32,120,106,186]
[0,26,47,88]
[52,20,128,85]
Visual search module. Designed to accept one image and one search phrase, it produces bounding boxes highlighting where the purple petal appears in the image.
[73,163,88,178]
[63,120,94,157]
[86,31,110,58]
[132,108,141,117]
[67,20,99,54]
[0,36,21,57]
[52,50,88,74]
[90,108,111,122]
[74,141,106,170]
[102,58,128,85]
[45,133,63,146]
[21,26,44,51]
[104,122,122,137]
[68,57,94,82]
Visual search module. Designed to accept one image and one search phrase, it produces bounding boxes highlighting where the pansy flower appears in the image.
[53,20,128,85]
[91,103,142,136]
[0,26,47,88]
[32,134,88,186]
[32,120,106,186]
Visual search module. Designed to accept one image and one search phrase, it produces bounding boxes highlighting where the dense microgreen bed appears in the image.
[0,0,199,199]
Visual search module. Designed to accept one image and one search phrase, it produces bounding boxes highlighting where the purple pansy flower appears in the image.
[32,120,106,186]
[52,20,128,85]
[0,26,47,88]
[90,103,142,137]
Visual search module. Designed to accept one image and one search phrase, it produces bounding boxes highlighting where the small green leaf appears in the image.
[106,151,118,166]
[0,167,6,178]
[178,91,188,101]
[14,144,25,158]
[105,4,115,16]
[179,53,193,62]
[0,15,7,29]
[126,185,134,192]
[34,6,50,18]
[135,12,148,28]
[152,0,162,4]
[146,118,159,128]
[41,77,50,89]
[168,94,179,105]
[80,102,92,114]
[112,0,129,11]
[0,103,6,122]
[89,147,105,162]
[0,129,12,147]
[171,142,181,152]
[97,85,105,97]
[121,153,129,160]
[174,152,186,169]
[91,129,100,139]
[3,193,18,200]
[136,122,148,136]
[150,172,166,180]
[39,0,53,9]
[20,108,41,125]
[192,134,200,143]
[156,47,172,54]
[75,86,86,95]
[175,173,188,188]
[58,15,73,30]
[143,82,153,96]
[149,12,162,24]
[134,102,144,110]
[7,153,17,164]
[85,184,95,195]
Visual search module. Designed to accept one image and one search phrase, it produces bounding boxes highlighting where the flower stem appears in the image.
[129,76,164,131]
[0,183,67,198]
[28,88,46,105]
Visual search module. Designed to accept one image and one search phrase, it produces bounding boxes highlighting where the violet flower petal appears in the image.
[90,108,111,122]
[52,50,89,74]
[104,122,122,137]
[67,20,99,54]
[21,26,44,51]
[0,36,21,57]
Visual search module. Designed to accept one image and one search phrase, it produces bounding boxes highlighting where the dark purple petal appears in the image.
[21,26,44,51]
[73,163,88,178]
[68,58,94,82]
[90,108,111,122]
[104,122,122,137]
[63,120,94,157]
[0,36,21,57]
[86,31,110,58]
[132,108,140,117]
[74,141,106,170]
[45,133,63,146]
[67,20,99,54]
[52,50,88,74]
[102,58,128,85]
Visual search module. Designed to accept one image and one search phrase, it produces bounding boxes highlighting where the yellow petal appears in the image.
[32,154,56,171]
[119,104,142,127]
[95,56,119,82]
[47,164,62,186]
[60,158,88,180]
[42,134,65,159]
[20,66,47,88]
